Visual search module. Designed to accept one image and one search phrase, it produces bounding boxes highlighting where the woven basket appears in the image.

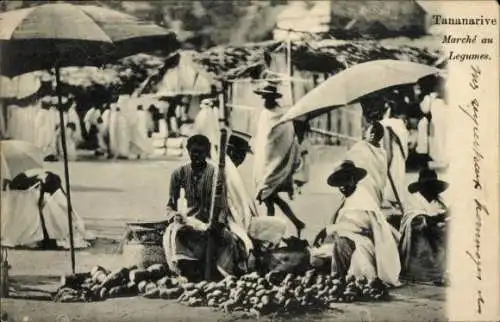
[122,221,168,269]
[122,242,167,269]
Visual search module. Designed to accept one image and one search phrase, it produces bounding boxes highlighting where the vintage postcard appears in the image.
[0,1,498,321]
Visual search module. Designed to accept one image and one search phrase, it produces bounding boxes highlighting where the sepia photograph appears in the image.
[0,1,498,321]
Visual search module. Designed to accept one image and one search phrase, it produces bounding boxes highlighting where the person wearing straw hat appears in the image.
[311,158,401,286]
[399,168,449,282]
[252,81,304,237]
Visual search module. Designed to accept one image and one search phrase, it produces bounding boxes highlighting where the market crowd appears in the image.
[1,73,448,286]
[161,75,449,286]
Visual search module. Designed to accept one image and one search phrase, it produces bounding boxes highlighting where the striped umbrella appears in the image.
[0,3,179,274]
[0,3,179,77]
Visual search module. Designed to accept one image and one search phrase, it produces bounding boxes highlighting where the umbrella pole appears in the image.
[220,81,229,127]
[55,66,76,275]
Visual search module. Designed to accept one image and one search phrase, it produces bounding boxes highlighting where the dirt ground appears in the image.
[1,146,447,321]
[2,284,446,322]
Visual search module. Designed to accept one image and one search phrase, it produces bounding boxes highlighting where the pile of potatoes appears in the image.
[54,264,390,317]
[53,263,174,302]
[175,269,390,316]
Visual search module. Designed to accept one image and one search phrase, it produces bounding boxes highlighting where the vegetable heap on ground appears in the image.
[54,264,390,317]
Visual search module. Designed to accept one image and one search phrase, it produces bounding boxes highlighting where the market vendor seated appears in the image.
[399,168,449,282]
[163,134,248,281]
[310,160,401,287]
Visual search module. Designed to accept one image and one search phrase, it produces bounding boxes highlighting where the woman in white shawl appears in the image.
[34,98,58,158]
[129,105,154,159]
[56,122,78,161]
[108,104,130,159]
[193,99,220,151]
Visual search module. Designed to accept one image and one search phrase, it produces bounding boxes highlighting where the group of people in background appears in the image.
[2,72,448,284]
[84,100,155,160]
[2,92,200,162]
[4,95,82,162]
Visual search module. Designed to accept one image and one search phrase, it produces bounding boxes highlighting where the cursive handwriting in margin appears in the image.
[458,65,490,314]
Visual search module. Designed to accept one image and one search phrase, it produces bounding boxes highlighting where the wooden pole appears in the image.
[205,128,229,281]
[220,81,229,127]
[286,33,294,106]
[55,66,76,275]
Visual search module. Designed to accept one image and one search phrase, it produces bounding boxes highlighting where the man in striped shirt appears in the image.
[163,134,247,281]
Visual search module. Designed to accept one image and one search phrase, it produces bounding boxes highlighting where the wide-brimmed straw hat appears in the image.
[327,160,367,187]
[408,168,449,194]
[254,82,282,98]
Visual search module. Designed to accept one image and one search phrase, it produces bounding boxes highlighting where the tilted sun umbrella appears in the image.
[0,3,179,274]
[278,59,440,124]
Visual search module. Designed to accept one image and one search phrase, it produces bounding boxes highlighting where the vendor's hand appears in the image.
[210,222,224,235]
[412,215,427,231]
[174,213,185,224]
[256,191,263,204]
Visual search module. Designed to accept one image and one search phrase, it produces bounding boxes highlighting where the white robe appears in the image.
[344,141,387,206]
[429,98,448,165]
[84,108,101,133]
[66,106,82,144]
[253,108,299,200]
[0,102,6,139]
[8,105,38,143]
[109,109,130,157]
[42,189,91,249]
[381,118,409,206]
[1,185,91,249]
[57,126,77,161]
[294,139,311,186]
[129,110,154,156]
[316,185,401,286]
[34,108,58,157]
[311,140,401,286]
[194,107,220,150]
[416,93,435,155]
[101,109,110,136]
[399,193,448,275]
